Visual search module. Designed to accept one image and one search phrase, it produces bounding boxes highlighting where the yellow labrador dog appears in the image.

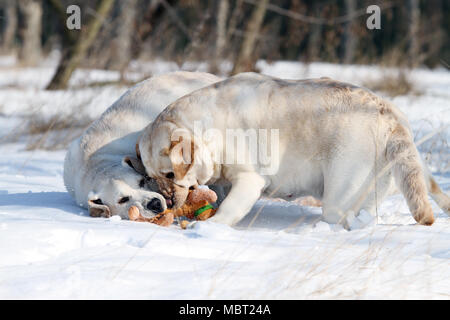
[138,73,449,228]
[64,71,220,219]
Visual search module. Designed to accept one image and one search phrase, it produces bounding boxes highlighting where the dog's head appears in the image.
[87,155,167,219]
[138,121,215,209]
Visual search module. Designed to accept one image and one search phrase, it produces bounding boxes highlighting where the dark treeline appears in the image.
[0,0,448,88]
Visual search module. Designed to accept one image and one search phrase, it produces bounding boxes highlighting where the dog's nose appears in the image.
[147,198,164,213]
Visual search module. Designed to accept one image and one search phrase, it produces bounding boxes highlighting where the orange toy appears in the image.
[128,188,217,227]
[166,188,217,221]
[128,205,174,227]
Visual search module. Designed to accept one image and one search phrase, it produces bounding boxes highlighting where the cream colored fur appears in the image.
[139,72,449,228]
[64,71,220,218]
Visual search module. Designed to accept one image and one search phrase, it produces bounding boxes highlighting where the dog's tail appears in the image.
[386,125,435,225]
[423,166,450,217]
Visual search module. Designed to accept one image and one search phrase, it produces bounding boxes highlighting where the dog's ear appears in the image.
[88,199,111,218]
[169,136,195,181]
[123,156,146,176]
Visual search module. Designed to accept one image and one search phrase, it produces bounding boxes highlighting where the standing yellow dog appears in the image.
[138,73,449,229]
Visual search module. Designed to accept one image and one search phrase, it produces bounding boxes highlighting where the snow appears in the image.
[0,58,449,299]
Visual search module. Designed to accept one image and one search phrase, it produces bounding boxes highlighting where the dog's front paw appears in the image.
[346,210,376,230]
[186,221,198,229]
[208,212,239,226]
[179,220,198,229]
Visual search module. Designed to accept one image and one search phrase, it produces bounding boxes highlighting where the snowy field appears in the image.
[0,56,449,299]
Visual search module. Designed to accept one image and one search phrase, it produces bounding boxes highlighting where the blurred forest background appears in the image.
[0,0,449,152]
[0,0,449,90]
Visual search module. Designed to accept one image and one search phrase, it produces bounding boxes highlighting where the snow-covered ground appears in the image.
[0,57,449,299]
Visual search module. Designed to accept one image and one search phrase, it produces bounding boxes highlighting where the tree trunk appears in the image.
[46,0,114,90]
[17,0,42,66]
[343,0,357,64]
[305,2,322,62]
[408,0,420,67]
[210,0,229,74]
[1,0,18,53]
[107,0,137,76]
[230,0,268,75]
[226,0,243,43]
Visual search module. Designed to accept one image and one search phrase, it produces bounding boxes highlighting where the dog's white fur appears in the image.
[64,71,220,218]
[139,72,450,228]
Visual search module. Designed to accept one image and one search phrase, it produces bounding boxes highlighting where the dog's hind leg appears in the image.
[321,152,392,229]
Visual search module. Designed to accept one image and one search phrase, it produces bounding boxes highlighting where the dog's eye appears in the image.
[165,172,174,179]
[92,199,103,205]
[139,179,145,188]
[118,196,130,204]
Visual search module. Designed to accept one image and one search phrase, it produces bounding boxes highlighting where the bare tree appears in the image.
[231,0,268,75]
[343,0,357,64]
[225,0,243,43]
[1,0,18,53]
[107,0,137,77]
[46,0,115,90]
[18,0,42,65]
[408,0,420,67]
[305,2,322,62]
[210,0,229,74]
